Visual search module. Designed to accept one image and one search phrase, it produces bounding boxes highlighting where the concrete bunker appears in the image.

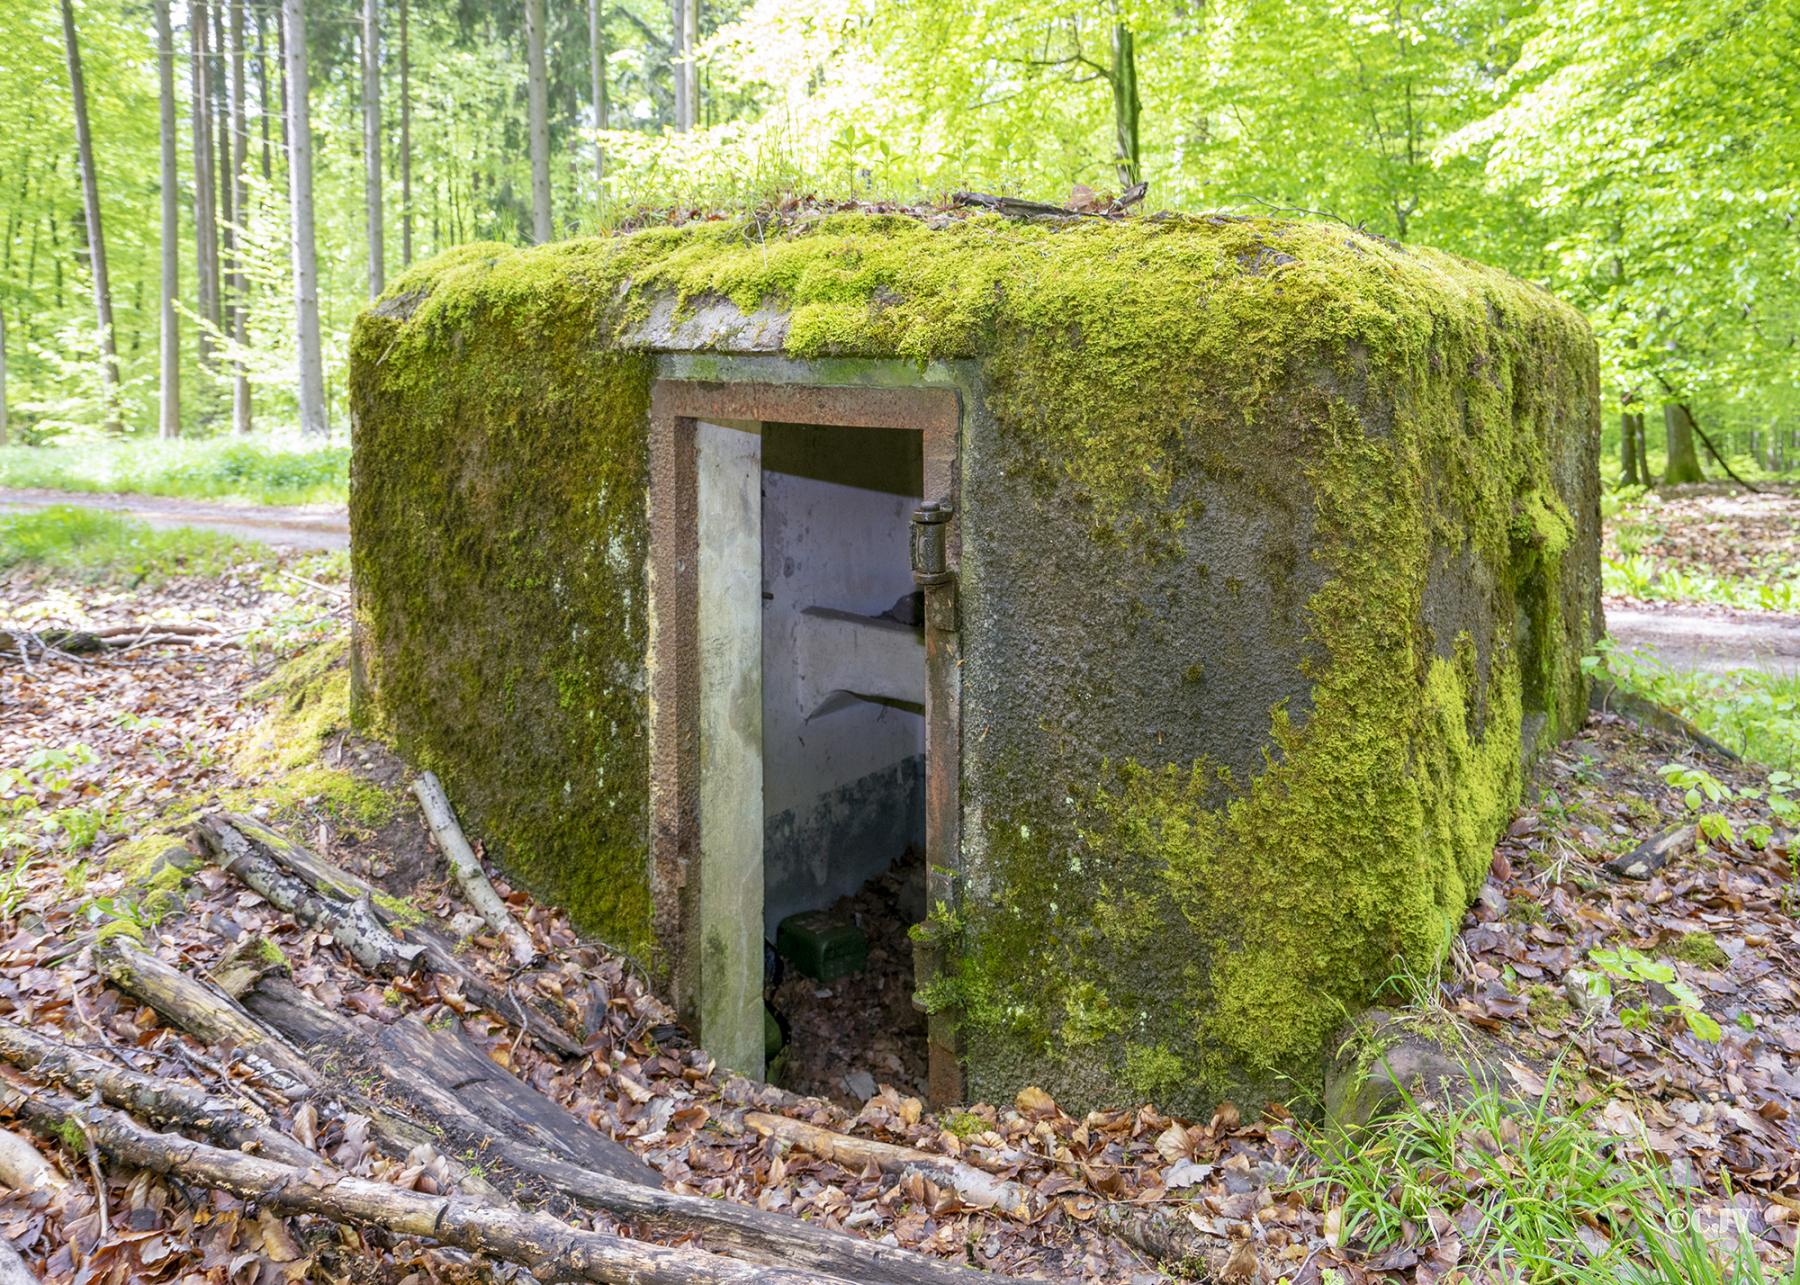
[349,212,1602,1115]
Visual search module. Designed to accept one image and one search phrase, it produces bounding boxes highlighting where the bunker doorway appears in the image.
[649,380,961,1103]
[761,422,927,1103]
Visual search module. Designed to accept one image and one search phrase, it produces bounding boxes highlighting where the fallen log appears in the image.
[744,1113,1038,1221]
[87,937,501,1198]
[202,813,584,1058]
[0,1237,38,1285]
[2,1085,849,1285]
[91,934,317,1096]
[0,1016,318,1170]
[412,771,537,968]
[243,979,1009,1285]
[1604,823,1697,881]
[244,977,657,1189]
[0,1125,69,1199]
[191,814,427,976]
[1094,1202,1252,1281]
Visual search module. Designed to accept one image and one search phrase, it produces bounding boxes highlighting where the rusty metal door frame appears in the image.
[646,370,963,1097]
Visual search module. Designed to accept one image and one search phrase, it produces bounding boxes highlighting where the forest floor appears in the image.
[0,490,1795,1285]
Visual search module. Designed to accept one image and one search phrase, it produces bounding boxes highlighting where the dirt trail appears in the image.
[1607,604,1800,675]
[0,486,348,551]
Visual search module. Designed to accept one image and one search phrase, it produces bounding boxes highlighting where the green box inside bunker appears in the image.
[776,910,871,984]
[347,210,1602,1117]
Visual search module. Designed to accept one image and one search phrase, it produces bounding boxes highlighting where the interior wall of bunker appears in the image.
[348,212,1602,1115]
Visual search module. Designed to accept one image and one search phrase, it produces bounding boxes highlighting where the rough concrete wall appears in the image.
[951,300,1601,1118]
[347,256,656,957]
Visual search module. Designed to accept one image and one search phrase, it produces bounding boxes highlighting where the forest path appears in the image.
[0,485,349,551]
[6,485,1795,675]
[1607,603,1800,675]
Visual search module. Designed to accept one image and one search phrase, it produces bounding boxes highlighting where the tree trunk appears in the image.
[257,3,272,181]
[589,0,607,201]
[155,1,181,439]
[1620,411,1641,486]
[526,0,552,243]
[1110,23,1141,188]
[1663,402,1705,485]
[0,1017,320,1171]
[214,1,234,349]
[0,307,8,446]
[192,815,427,976]
[59,0,122,433]
[362,0,384,296]
[229,0,251,434]
[742,1113,1038,1221]
[678,0,699,131]
[195,813,585,1058]
[282,0,329,435]
[0,1125,68,1200]
[671,0,687,131]
[190,0,218,370]
[244,979,996,1285]
[400,0,412,264]
[412,772,537,968]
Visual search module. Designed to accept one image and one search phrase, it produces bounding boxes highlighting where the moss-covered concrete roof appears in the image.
[370,211,1587,525]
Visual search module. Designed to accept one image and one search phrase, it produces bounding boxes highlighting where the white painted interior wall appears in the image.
[760,422,926,936]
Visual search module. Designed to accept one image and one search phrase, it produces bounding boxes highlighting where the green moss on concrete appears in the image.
[351,246,656,955]
[351,212,1598,1105]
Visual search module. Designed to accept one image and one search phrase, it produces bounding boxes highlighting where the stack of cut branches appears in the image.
[0,806,1039,1285]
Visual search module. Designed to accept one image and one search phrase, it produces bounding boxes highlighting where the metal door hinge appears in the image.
[910,500,954,586]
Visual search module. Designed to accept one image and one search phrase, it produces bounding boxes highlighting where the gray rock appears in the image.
[1564,968,1612,1017]
[842,1069,878,1101]
[1324,1010,1513,1132]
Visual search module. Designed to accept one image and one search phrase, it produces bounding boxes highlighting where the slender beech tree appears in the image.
[282,0,328,435]
[674,0,698,131]
[156,0,181,438]
[191,1,219,368]
[1663,402,1705,484]
[256,4,272,181]
[363,0,384,295]
[589,0,607,197]
[1110,24,1141,187]
[526,0,551,241]
[59,0,123,433]
[1620,411,1642,486]
[399,0,412,265]
[0,306,8,445]
[214,2,234,353]
[229,0,251,432]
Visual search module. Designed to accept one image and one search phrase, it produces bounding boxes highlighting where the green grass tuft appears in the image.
[0,506,267,585]
[0,436,348,507]
[1588,641,1800,773]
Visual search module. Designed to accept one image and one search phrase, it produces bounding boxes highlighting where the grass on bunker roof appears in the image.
[0,503,1797,1284]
